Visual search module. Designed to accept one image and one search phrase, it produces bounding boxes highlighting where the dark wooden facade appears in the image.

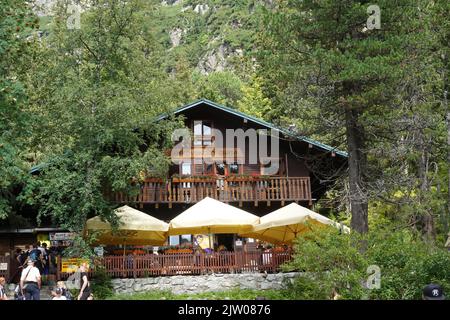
[112,99,346,213]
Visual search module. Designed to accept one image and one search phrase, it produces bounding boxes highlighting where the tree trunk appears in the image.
[446,90,449,236]
[417,128,435,241]
[345,108,368,233]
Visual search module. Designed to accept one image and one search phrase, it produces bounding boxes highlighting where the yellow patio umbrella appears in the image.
[85,205,169,246]
[240,202,350,245]
[169,197,260,248]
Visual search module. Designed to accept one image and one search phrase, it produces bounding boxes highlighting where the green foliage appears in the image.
[0,0,39,220]
[108,288,288,300]
[19,0,180,231]
[237,76,272,118]
[283,226,368,300]
[91,266,114,300]
[196,71,243,106]
[62,234,97,259]
[283,225,450,300]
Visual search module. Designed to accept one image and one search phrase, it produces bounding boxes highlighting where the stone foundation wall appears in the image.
[111,272,300,295]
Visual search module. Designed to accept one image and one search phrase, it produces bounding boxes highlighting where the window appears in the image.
[169,235,192,246]
[205,163,214,175]
[169,236,180,246]
[216,163,225,175]
[228,163,240,175]
[180,235,192,244]
[193,120,213,146]
[181,162,191,175]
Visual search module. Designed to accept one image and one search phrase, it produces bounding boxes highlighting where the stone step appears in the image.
[6,284,58,300]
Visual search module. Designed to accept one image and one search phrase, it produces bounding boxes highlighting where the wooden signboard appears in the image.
[61,258,89,273]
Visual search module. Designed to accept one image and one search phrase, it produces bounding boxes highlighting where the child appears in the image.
[52,288,67,300]
[51,281,72,300]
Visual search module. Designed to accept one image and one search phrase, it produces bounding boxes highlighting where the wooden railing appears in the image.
[111,177,312,205]
[57,251,293,279]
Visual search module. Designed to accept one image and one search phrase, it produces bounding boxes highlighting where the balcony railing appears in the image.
[57,250,293,279]
[111,176,312,205]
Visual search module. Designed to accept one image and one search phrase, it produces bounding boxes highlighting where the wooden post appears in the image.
[285,153,289,177]
[56,255,61,280]
[133,254,136,279]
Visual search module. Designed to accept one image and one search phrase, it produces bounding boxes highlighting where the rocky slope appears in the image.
[33,0,272,75]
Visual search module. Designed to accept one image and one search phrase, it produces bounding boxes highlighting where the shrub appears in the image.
[283,225,450,300]
[90,267,113,300]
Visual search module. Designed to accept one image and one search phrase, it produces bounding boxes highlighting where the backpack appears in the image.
[29,249,40,262]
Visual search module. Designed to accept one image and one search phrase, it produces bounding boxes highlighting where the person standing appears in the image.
[20,259,41,300]
[77,263,92,300]
[0,276,8,300]
[41,243,49,283]
[29,244,43,274]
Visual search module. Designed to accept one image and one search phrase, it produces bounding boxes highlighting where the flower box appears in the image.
[164,249,193,254]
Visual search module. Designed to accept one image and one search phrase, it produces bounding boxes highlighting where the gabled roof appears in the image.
[158,98,348,157]
[30,99,347,173]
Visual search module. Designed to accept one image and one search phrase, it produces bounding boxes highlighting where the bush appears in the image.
[90,267,113,300]
[283,225,450,300]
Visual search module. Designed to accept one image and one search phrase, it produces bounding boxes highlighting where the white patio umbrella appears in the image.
[240,202,350,244]
[169,197,260,248]
[86,205,169,246]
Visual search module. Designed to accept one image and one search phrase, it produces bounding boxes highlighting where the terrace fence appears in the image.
[57,250,293,280]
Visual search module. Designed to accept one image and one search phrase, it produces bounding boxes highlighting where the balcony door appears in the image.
[193,120,213,147]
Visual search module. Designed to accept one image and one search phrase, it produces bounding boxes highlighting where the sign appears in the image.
[49,232,76,241]
[0,263,8,271]
[235,240,243,247]
[61,258,90,273]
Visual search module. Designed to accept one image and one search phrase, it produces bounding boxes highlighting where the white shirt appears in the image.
[52,296,67,300]
[21,266,41,283]
[38,247,46,256]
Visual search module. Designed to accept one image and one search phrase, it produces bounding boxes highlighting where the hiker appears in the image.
[51,281,72,300]
[423,284,445,300]
[29,244,43,274]
[41,243,50,281]
[20,259,41,300]
[0,276,8,300]
[77,263,93,300]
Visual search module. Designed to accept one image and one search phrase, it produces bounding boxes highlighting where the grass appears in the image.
[107,288,289,300]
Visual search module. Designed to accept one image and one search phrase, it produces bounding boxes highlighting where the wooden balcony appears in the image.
[111,176,312,206]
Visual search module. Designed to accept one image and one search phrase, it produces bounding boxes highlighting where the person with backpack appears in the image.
[29,244,43,274]
[20,259,41,300]
[51,281,72,300]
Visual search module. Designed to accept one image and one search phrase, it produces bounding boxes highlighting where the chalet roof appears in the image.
[158,98,348,158]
